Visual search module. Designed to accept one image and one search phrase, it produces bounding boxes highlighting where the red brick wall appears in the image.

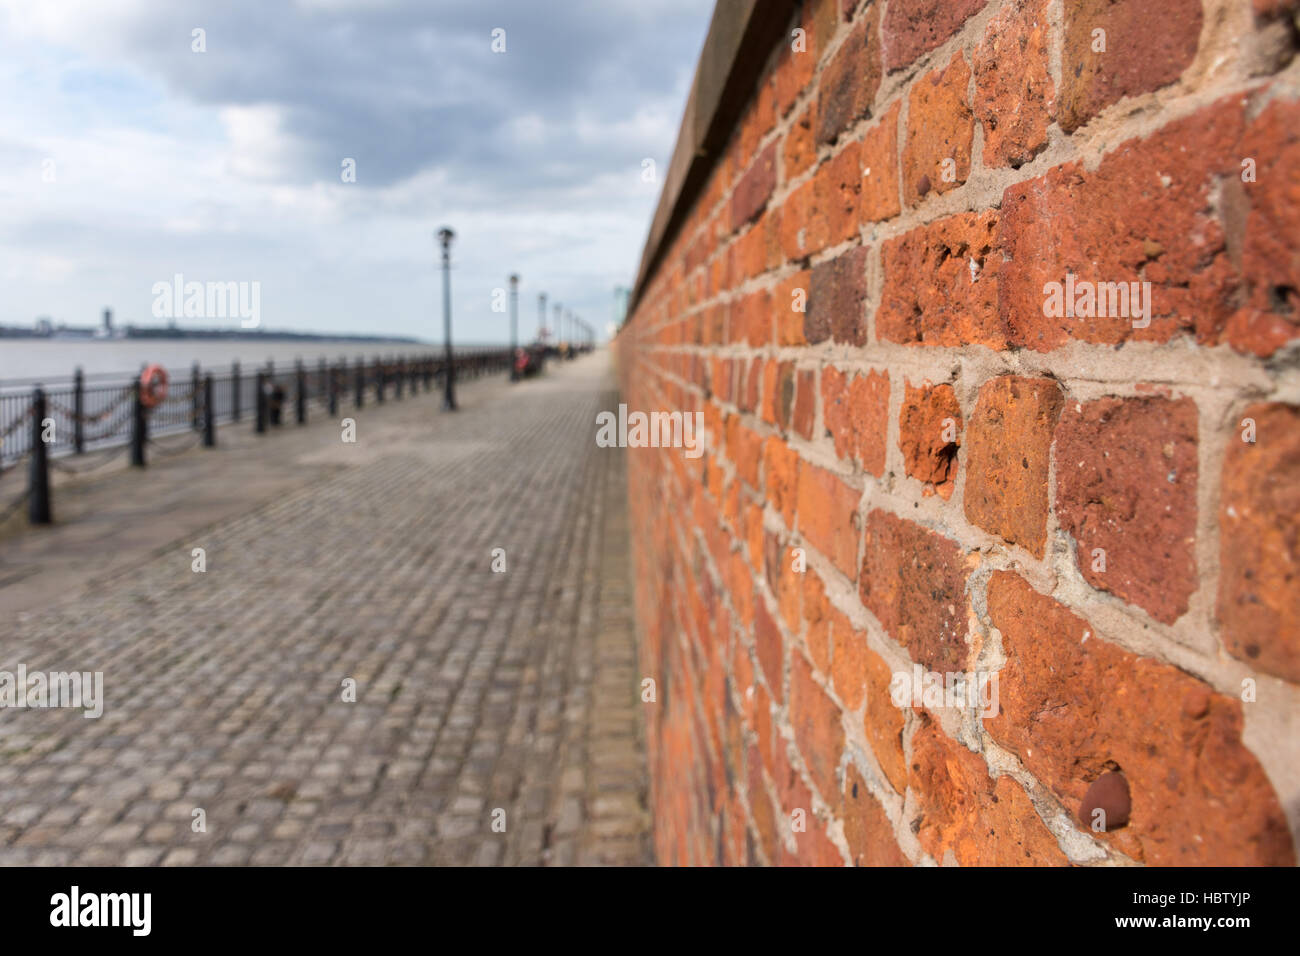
[618,0,1300,866]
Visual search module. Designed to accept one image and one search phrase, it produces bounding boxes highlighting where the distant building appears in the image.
[103,308,113,334]
[34,316,53,336]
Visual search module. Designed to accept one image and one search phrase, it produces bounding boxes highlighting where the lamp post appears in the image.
[538,292,546,344]
[554,302,562,353]
[438,226,457,411]
[509,273,520,381]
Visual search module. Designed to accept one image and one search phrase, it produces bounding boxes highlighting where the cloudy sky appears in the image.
[0,0,713,343]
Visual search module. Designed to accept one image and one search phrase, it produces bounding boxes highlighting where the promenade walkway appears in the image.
[0,352,651,866]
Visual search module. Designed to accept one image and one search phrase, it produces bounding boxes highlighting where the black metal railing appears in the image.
[0,348,515,526]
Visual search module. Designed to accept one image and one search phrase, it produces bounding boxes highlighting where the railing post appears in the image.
[131,380,147,467]
[256,370,268,434]
[376,357,385,403]
[295,359,307,425]
[395,356,404,399]
[73,366,85,454]
[28,387,51,524]
[232,360,241,422]
[318,357,327,405]
[191,361,201,430]
[203,374,216,448]
[423,356,432,391]
[329,360,339,418]
[355,355,364,408]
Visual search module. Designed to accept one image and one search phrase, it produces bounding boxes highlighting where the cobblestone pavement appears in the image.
[0,353,652,865]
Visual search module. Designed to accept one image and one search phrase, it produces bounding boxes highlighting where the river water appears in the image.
[0,339,470,385]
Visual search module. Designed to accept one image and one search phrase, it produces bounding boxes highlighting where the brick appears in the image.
[816,3,882,145]
[821,365,889,476]
[973,0,1054,168]
[962,376,1063,557]
[1060,0,1202,132]
[998,96,1246,352]
[859,510,968,671]
[882,0,989,72]
[815,139,862,244]
[857,101,902,224]
[795,461,860,578]
[776,270,811,346]
[841,765,907,866]
[806,245,868,345]
[1217,403,1300,682]
[802,571,833,673]
[754,592,785,702]
[897,381,961,500]
[731,141,778,230]
[1254,0,1300,15]
[1054,395,1198,624]
[784,99,818,181]
[878,210,1005,347]
[792,369,817,440]
[764,436,800,527]
[1227,98,1300,357]
[830,615,867,709]
[986,571,1295,865]
[746,749,779,863]
[910,717,1069,866]
[725,415,764,489]
[789,655,845,801]
[862,648,907,793]
[902,53,974,206]
[778,177,829,261]
[761,360,795,431]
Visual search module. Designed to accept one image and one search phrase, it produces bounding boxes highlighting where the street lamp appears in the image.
[509,273,520,381]
[437,226,456,411]
[538,292,547,344]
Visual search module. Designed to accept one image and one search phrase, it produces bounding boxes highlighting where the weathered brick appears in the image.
[775,269,812,346]
[784,99,818,181]
[821,365,889,476]
[1217,402,1300,682]
[816,3,882,144]
[1054,395,1198,624]
[731,141,778,230]
[962,376,1063,557]
[878,211,1006,347]
[725,415,765,489]
[778,177,828,261]
[910,717,1069,866]
[841,765,907,866]
[806,245,868,345]
[789,655,845,802]
[882,0,989,72]
[1060,0,1202,132]
[973,0,1054,167]
[795,461,860,578]
[792,369,817,440]
[987,571,1295,866]
[858,101,902,224]
[1227,98,1300,357]
[862,648,907,793]
[898,381,961,499]
[902,53,973,206]
[859,510,968,671]
[764,436,800,527]
[815,138,862,244]
[998,96,1246,352]
[754,592,785,703]
[802,570,833,673]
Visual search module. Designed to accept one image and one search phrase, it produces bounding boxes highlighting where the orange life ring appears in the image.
[139,364,169,409]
